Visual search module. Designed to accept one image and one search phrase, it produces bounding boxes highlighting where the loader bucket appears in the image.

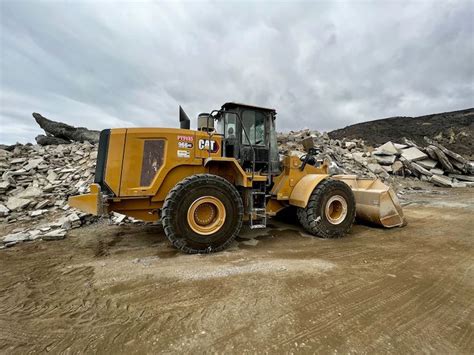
[333,175,406,228]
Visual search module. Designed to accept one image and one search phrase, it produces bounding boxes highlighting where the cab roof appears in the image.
[221,102,276,114]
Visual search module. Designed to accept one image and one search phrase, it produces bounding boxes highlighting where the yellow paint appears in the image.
[68,183,104,215]
[187,196,226,235]
[289,174,328,208]
[266,199,287,216]
[270,155,329,207]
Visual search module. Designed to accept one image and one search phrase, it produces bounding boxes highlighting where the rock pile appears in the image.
[0,142,134,248]
[277,129,474,187]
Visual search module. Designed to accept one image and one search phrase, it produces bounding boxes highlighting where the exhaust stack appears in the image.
[179,105,190,129]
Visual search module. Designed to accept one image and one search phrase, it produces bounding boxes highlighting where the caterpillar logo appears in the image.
[198,139,219,153]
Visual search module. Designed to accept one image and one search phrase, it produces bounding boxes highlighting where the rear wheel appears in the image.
[162,174,243,253]
[297,179,356,238]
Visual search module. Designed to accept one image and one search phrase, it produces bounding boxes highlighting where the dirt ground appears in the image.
[1,188,473,354]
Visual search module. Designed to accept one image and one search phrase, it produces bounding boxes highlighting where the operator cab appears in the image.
[215,102,280,175]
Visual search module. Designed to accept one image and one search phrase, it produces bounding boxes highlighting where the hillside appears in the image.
[329,108,474,158]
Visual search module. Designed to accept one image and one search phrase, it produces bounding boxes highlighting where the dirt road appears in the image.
[1,189,473,353]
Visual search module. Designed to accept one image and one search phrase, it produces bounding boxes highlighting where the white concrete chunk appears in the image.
[417,159,438,170]
[0,204,10,216]
[6,197,31,211]
[2,232,30,243]
[374,141,399,156]
[401,147,428,162]
[375,155,396,165]
[430,168,445,175]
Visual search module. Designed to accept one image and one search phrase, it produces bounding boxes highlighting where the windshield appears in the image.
[241,110,265,146]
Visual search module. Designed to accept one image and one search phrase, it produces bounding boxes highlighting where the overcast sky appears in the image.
[1,0,473,144]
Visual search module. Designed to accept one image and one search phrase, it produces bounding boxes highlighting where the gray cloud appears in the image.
[1,0,473,144]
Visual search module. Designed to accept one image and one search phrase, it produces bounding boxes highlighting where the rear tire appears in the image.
[162,174,243,254]
[297,179,356,238]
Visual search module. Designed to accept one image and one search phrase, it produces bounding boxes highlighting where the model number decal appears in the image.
[178,142,193,149]
[198,139,219,153]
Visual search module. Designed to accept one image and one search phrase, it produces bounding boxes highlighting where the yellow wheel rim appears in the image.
[325,195,348,225]
[187,196,226,235]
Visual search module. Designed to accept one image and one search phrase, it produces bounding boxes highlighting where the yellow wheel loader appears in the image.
[69,102,405,253]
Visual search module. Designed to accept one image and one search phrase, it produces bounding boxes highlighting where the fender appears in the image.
[289,174,329,208]
[203,157,267,187]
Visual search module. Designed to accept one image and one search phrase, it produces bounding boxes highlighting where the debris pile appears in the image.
[0,142,135,248]
[278,130,474,187]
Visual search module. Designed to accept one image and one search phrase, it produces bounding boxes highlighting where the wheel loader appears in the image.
[69,102,405,253]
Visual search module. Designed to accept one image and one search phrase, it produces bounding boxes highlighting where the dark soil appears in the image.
[329,108,474,158]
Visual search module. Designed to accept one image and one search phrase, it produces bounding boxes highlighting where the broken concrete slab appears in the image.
[23,158,44,171]
[430,168,445,175]
[400,158,432,177]
[42,229,67,241]
[430,174,453,187]
[16,186,42,199]
[393,143,408,150]
[375,155,396,165]
[367,163,384,174]
[448,174,474,182]
[374,141,399,156]
[429,145,456,173]
[401,147,428,162]
[0,204,9,217]
[417,159,438,170]
[6,197,31,211]
[2,232,30,243]
[30,209,48,217]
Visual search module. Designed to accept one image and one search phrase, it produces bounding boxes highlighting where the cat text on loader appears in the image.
[69,103,405,253]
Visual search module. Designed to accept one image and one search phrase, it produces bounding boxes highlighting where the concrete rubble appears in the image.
[0,141,139,249]
[277,129,474,188]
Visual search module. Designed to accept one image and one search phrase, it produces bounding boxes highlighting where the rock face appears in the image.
[33,113,100,146]
[328,108,474,158]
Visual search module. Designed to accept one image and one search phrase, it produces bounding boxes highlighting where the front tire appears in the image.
[162,174,244,254]
[297,179,356,238]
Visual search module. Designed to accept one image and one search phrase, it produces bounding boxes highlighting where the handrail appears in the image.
[207,109,256,181]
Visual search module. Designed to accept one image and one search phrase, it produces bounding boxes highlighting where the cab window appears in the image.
[225,113,237,139]
[242,110,265,145]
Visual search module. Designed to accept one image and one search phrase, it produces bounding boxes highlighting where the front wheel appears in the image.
[162,174,244,254]
[297,179,356,238]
